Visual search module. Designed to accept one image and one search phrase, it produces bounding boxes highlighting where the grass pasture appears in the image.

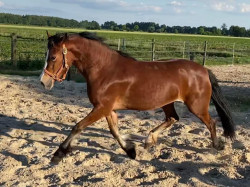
[0,24,250,77]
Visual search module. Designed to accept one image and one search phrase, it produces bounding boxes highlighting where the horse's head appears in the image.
[40,32,72,90]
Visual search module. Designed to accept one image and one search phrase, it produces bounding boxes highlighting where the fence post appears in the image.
[117,38,121,51]
[11,33,17,67]
[232,43,235,64]
[202,41,207,66]
[190,52,195,61]
[151,38,155,61]
[122,38,126,51]
[182,41,186,59]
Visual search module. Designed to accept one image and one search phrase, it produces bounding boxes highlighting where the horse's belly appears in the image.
[128,95,179,110]
[114,82,181,110]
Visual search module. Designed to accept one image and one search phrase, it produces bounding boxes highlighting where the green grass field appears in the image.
[1,24,249,44]
[0,24,250,74]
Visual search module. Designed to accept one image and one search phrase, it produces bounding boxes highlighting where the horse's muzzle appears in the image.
[40,73,55,90]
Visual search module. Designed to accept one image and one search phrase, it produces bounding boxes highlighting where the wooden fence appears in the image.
[0,33,46,67]
[0,33,249,70]
[107,38,245,65]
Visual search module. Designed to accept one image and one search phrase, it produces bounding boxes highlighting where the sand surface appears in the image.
[0,65,250,186]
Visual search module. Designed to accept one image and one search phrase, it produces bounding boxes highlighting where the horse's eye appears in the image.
[51,56,57,62]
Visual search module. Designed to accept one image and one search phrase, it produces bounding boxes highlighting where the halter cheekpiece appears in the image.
[44,44,69,82]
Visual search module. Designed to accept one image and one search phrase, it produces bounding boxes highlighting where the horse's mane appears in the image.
[48,32,136,60]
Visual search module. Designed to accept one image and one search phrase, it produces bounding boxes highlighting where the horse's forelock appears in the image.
[47,39,54,49]
[47,33,68,49]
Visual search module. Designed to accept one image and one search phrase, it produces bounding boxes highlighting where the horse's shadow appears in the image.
[0,114,112,142]
[137,159,249,186]
[0,114,113,161]
[10,77,92,109]
[0,114,249,186]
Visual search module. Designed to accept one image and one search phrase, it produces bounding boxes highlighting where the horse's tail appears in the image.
[208,69,236,140]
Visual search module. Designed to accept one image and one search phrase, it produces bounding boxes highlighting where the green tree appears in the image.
[211,26,221,35]
[102,21,117,30]
[229,26,246,37]
[80,20,89,28]
[221,23,228,35]
[122,24,126,31]
[148,26,155,33]
[246,29,250,37]
[134,25,139,31]
[160,24,167,32]
[88,21,100,30]
[198,27,205,35]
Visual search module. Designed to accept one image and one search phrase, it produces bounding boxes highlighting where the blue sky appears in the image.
[0,0,250,28]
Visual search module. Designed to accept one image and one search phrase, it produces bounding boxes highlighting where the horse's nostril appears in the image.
[41,81,45,87]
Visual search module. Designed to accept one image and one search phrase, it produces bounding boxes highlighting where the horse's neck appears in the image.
[72,38,116,82]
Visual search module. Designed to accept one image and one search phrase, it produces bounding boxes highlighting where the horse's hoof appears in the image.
[51,155,63,164]
[144,132,157,149]
[126,147,136,159]
[213,139,225,151]
[214,143,225,151]
[50,146,71,164]
[51,149,66,164]
[144,141,153,149]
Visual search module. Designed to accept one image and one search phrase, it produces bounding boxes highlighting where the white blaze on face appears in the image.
[40,50,49,81]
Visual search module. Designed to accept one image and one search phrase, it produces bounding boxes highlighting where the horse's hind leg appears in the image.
[145,103,179,149]
[106,111,136,159]
[185,97,224,150]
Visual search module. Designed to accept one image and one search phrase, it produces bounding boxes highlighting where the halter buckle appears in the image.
[63,44,67,55]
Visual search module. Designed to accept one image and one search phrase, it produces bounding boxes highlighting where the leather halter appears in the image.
[44,44,69,82]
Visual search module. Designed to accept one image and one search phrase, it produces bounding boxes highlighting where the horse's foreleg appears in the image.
[106,111,136,159]
[51,107,105,163]
[145,103,179,149]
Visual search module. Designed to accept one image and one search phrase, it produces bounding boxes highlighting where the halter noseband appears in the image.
[44,44,69,82]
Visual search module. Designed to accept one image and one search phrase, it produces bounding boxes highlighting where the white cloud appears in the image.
[51,0,162,13]
[173,7,182,13]
[168,0,183,13]
[170,1,183,6]
[240,3,250,13]
[212,1,235,12]
[209,1,250,14]
[135,2,162,12]
[0,1,4,7]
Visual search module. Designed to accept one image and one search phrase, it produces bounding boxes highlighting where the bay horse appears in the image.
[40,32,235,163]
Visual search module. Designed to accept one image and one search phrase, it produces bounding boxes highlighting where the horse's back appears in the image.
[113,59,211,110]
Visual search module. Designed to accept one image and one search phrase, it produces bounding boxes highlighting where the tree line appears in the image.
[0,13,249,37]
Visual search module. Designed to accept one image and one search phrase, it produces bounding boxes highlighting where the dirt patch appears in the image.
[0,65,249,186]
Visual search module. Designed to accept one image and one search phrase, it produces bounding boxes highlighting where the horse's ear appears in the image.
[46,30,51,38]
[64,33,68,40]
[58,33,68,42]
